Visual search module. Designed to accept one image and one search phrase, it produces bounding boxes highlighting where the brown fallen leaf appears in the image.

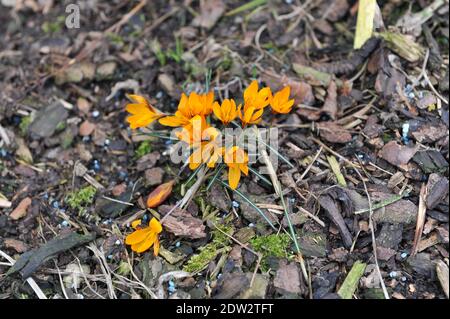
[412,183,427,256]
[10,197,32,220]
[322,80,338,120]
[261,71,315,106]
[79,120,96,136]
[318,122,352,144]
[4,238,29,253]
[77,97,92,115]
[273,260,304,294]
[379,141,418,169]
[147,180,175,208]
[161,207,206,239]
[192,0,226,30]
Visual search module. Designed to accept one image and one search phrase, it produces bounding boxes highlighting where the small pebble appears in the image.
[107,254,113,260]
[92,159,100,171]
[249,223,255,228]
[156,91,163,99]
[401,276,407,282]
[104,139,110,146]
[115,240,121,246]
[82,136,90,142]
[217,273,222,279]
[0,149,7,157]
[389,271,398,278]
[232,201,240,208]
[175,242,181,248]
[61,220,70,228]
[401,252,408,259]
[92,110,100,118]
[52,201,60,209]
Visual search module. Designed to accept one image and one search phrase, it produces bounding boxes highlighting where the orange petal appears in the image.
[131,232,156,253]
[149,217,163,234]
[153,237,160,256]
[125,228,151,245]
[228,166,241,190]
[131,219,142,229]
[159,115,188,127]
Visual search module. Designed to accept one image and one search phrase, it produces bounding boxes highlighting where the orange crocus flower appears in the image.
[243,80,272,110]
[212,99,239,125]
[270,86,295,114]
[125,95,164,129]
[188,127,222,169]
[223,146,249,190]
[159,91,215,127]
[238,105,264,127]
[126,217,162,255]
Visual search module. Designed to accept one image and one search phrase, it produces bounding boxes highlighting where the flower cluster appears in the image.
[125,80,294,190]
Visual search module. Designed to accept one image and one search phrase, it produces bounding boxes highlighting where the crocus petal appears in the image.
[228,166,241,190]
[131,219,142,229]
[149,217,163,233]
[159,115,189,127]
[131,232,157,253]
[240,164,249,176]
[125,228,151,245]
[153,237,160,256]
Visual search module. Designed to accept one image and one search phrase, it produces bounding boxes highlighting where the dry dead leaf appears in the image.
[318,122,352,144]
[379,141,418,169]
[192,0,226,30]
[79,120,96,136]
[10,197,32,220]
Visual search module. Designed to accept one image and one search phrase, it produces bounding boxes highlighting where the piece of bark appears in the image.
[318,195,353,248]
[7,232,96,278]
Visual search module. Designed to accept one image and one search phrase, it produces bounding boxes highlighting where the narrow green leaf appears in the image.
[337,261,367,299]
[219,179,277,230]
[226,0,268,16]
[327,155,347,187]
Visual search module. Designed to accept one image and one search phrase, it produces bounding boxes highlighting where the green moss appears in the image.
[55,121,66,132]
[250,234,291,270]
[19,116,32,136]
[106,32,125,46]
[183,243,220,273]
[66,186,97,213]
[183,219,233,273]
[42,16,65,34]
[134,140,152,159]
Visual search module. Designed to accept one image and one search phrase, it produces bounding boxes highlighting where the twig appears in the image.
[298,146,323,181]
[353,156,390,299]
[411,183,428,256]
[0,249,47,299]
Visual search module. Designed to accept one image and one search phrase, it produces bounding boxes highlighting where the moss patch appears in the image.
[66,185,97,214]
[19,116,32,136]
[183,219,233,273]
[134,140,152,159]
[250,233,291,271]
